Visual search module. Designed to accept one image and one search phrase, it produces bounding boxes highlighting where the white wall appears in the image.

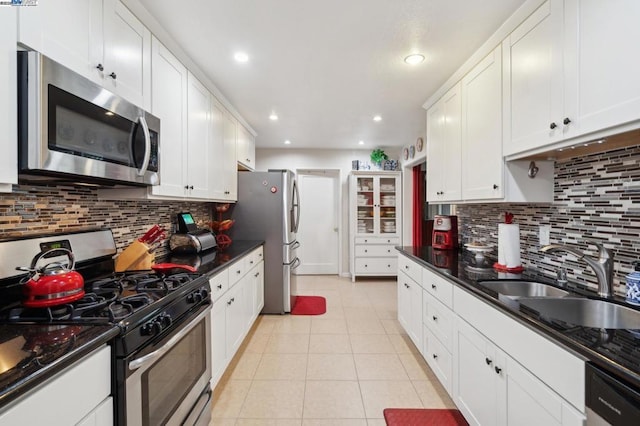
[257,148,401,276]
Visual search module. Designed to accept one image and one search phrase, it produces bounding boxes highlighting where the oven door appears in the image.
[125,305,212,426]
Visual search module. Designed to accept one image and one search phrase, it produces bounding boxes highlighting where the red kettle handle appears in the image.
[151,263,197,274]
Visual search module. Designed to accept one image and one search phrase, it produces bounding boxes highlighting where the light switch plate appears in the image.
[539,225,550,246]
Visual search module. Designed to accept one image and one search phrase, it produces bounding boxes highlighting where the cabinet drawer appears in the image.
[228,257,246,285]
[355,236,400,245]
[423,268,453,308]
[423,328,452,395]
[209,268,229,302]
[397,254,422,284]
[423,291,454,352]
[355,244,395,257]
[354,257,397,274]
[246,246,264,269]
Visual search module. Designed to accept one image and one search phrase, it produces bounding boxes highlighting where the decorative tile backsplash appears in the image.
[0,184,213,256]
[457,144,640,296]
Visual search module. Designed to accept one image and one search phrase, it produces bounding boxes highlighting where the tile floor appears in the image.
[209,275,456,425]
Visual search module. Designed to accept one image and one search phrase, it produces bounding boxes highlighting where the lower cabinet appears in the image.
[454,318,584,426]
[397,270,422,350]
[210,246,264,388]
[0,345,112,425]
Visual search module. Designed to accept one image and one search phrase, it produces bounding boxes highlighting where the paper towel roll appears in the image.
[498,224,521,268]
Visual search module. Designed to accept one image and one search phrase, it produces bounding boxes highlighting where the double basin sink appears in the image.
[478,280,640,329]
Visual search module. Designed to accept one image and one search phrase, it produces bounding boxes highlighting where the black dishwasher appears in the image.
[586,363,640,425]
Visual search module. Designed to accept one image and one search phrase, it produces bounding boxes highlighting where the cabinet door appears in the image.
[461,47,503,200]
[221,110,239,201]
[378,175,400,236]
[503,0,565,156]
[455,319,500,426]
[186,73,213,199]
[0,7,17,191]
[17,0,103,82]
[441,83,462,201]
[102,0,151,109]
[354,175,375,235]
[226,282,245,356]
[150,37,188,198]
[397,272,411,335]
[211,297,228,386]
[564,0,640,138]
[426,99,445,201]
[237,124,255,171]
[253,262,265,317]
[209,99,227,200]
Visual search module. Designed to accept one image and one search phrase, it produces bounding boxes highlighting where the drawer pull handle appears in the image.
[254,272,260,277]
[217,284,222,289]
[405,265,409,269]
[365,249,368,253]
[432,315,438,321]
[109,71,117,80]
[485,357,492,366]
[432,354,438,360]
[237,270,242,274]
[494,366,502,374]
[96,63,104,71]
[404,283,409,288]
[431,284,437,290]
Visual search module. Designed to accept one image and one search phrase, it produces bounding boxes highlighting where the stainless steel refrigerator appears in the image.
[231,170,301,314]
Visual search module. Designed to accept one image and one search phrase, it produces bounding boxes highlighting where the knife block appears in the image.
[115,240,155,272]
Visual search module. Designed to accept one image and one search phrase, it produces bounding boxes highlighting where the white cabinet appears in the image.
[563,0,640,139]
[0,7,17,192]
[0,345,112,425]
[217,108,239,201]
[397,270,422,350]
[210,246,264,388]
[236,123,256,171]
[350,172,401,281]
[18,0,151,109]
[454,318,584,426]
[503,0,566,157]
[148,36,188,198]
[426,83,462,202]
[185,72,214,199]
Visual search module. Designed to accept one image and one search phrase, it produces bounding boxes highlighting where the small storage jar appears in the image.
[625,261,640,305]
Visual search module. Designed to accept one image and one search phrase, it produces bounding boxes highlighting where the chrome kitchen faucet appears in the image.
[541,241,614,299]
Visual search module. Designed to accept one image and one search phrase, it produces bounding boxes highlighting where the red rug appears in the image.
[290,295,326,315]
[383,408,468,426]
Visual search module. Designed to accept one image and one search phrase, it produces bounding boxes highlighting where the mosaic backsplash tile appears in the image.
[456,144,640,296]
[0,184,214,257]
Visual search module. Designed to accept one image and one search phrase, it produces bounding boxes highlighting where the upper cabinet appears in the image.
[0,7,17,192]
[185,72,214,199]
[426,83,462,202]
[503,0,640,158]
[236,124,256,171]
[18,0,151,109]
[219,109,239,200]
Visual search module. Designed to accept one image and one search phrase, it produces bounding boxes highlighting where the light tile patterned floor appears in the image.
[209,275,455,426]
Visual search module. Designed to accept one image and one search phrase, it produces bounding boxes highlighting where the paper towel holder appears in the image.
[528,161,539,178]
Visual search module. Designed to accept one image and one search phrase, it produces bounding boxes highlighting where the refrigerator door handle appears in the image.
[292,179,300,233]
[291,241,301,250]
[291,257,301,270]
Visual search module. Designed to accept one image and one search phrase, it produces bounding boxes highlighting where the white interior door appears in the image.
[296,170,340,275]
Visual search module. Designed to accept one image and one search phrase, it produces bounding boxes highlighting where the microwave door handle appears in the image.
[136,116,151,177]
[128,307,209,371]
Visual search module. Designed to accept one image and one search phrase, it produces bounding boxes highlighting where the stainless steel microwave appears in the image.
[17,51,160,186]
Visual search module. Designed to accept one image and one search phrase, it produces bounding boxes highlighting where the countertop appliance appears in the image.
[169,212,217,254]
[231,170,301,313]
[0,230,212,426]
[432,215,458,249]
[17,51,160,187]
[586,363,640,425]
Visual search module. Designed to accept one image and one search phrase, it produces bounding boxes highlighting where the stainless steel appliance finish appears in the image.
[586,363,640,425]
[17,51,160,186]
[232,170,301,313]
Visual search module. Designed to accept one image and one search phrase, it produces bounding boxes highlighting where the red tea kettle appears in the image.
[17,248,85,308]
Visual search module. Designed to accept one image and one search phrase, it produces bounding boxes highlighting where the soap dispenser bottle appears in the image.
[625,261,640,305]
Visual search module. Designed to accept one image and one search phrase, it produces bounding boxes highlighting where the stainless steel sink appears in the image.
[478,280,571,298]
[520,298,640,329]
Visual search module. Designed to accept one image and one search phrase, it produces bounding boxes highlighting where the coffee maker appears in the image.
[432,215,458,249]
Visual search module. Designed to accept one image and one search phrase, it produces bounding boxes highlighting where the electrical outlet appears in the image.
[539,225,550,246]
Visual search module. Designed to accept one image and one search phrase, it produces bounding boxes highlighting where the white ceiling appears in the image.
[138,0,526,150]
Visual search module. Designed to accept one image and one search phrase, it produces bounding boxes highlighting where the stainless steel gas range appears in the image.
[0,229,212,426]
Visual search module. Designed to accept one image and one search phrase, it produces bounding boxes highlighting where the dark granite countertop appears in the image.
[0,324,119,408]
[397,246,640,390]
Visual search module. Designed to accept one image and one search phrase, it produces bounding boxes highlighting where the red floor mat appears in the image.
[290,295,326,315]
[383,408,468,426]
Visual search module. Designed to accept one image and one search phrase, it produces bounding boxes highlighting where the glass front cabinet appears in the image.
[349,171,402,281]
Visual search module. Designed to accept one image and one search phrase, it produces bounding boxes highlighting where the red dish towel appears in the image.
[383,408,469,426]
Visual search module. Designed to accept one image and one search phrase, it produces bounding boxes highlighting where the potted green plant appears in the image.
[370,149,388,167]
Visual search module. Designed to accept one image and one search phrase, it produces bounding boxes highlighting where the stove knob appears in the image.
[159,313,172,329]
[187,290,202,304]
[200,287,209,300]
[142,320,162,336]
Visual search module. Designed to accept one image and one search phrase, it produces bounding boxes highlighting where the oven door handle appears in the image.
[128,306,210,371]
[136,115,151,177]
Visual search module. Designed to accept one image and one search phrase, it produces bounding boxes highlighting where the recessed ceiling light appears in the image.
[358,141,364,145]
[404,53,425,65]
[234,52,249,63]
[373,115,382,122]
[284,140,291,145]
[269,113,278,121]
